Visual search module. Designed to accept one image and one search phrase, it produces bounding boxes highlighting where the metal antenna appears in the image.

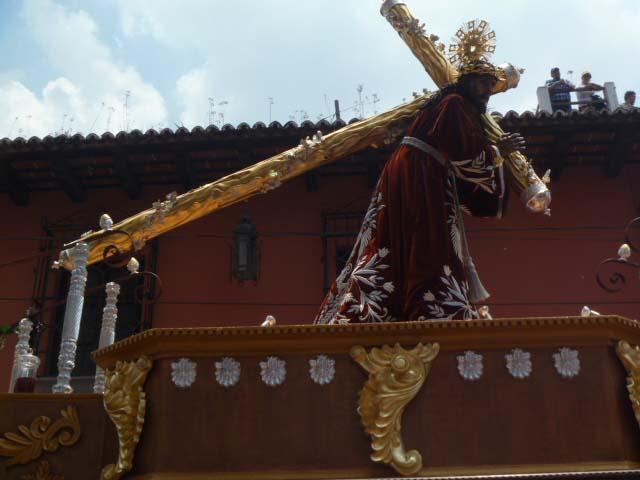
[106,106,116,132]
[267,97,274,123]
[123,90,131,132]
[9,116,19,138]
[89,102,105,133]
[208,97,215,126]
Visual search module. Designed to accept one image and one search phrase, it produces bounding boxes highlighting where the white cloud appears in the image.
[116,0,640,124]
[0,0,167,139]
[3,0,638,138]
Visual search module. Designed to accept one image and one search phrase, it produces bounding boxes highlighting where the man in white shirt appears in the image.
[575,71,604,111]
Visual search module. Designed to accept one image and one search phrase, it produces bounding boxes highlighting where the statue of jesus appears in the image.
[315,21,528,324]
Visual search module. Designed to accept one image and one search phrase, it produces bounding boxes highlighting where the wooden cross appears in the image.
[58,2,550,268]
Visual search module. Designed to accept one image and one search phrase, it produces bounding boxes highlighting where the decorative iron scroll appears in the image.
[0,406,81,467]
[100,356,153,480]
[350,342,440,476]
[597,217,640,293]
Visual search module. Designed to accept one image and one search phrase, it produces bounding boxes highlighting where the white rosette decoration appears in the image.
[215,357,241,388]
[505,348,532,379]
[171,358,197,388]
[260,356,286,387]
[457,350,483,381]
[309,355,335,385]
[553,348,580,378]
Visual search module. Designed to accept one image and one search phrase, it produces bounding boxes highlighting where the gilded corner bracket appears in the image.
[100,355,153,480]
[350,342,440,476]
[0,406,81,467]
[616,341,640,429]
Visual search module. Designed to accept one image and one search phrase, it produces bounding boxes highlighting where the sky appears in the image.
[0,0,638,139]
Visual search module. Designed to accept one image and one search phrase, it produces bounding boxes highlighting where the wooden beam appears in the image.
[175,150,195,191]
[49,156,86,202]
[113,152,142,199]
[0,158,29,206]
[605,125,635,178]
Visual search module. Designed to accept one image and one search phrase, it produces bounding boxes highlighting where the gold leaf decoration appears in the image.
[0,406,81,467]
[20,460,64,480]
[100,356,152,480]
[350,342,440,476]
[616,341,640,428]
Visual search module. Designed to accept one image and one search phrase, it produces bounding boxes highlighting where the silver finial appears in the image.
[99,214,114,230]
[478,305,492,319]
[618,243,631,261]
[581,306,601,317]
[127,257,140,274]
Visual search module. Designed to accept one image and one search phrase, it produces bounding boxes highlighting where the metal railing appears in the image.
[537,82,620,114]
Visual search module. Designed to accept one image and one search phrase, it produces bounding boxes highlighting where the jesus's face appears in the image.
[466,74,498,113]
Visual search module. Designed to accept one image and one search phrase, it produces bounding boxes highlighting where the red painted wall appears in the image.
[1,163,639,391]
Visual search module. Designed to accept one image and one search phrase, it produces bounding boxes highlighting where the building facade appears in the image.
[1,110,639,391]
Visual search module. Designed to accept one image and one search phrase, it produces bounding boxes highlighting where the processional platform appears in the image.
[3,316,640,480]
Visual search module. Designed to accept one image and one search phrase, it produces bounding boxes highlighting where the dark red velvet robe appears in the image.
[314,94,506,324]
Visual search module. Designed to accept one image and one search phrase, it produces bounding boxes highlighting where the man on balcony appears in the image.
[575,71,605,111]
[545,67,574,113]
[619,91,637,112]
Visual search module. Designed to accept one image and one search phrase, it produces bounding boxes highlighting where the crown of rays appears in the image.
[448,19,496,68]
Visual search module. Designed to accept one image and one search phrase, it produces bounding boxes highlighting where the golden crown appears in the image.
[448,20,497,76]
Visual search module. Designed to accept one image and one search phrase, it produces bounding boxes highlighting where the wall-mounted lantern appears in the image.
[232,217,259,282]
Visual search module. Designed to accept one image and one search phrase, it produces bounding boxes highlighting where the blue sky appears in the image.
[1,0,638,139]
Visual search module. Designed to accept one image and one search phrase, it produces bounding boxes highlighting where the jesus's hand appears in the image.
[496,133,526,155]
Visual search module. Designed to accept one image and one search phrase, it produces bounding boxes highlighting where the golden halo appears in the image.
[448,19,496,71]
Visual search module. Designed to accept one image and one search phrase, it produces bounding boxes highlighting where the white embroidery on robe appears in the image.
[338,248,395,323]
[315,192,387,324]
[423,265,478,319]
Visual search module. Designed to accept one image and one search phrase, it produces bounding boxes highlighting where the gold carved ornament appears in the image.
[350,342,440,476]
[616,341,640,428]
[0,406,81,467]
[20,460,64,480]
[101,356,153,480]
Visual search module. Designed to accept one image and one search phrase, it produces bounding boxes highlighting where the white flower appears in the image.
[505,348,532,379]
[171,358,197,388]
[215,357,241,387]
[443,265,452,276]
[423,291,436,302]
[260,356,286,387]
[309,355,335,385]
[553,348,580,378]
[383,282,394,293]
[378,247,389,258]
[457,351,483,381]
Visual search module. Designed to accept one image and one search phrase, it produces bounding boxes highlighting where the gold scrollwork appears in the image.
[101,355,153,480]
[20,460,64,480]
[0,406,81,467]
[350,342,440,476]
[616,341,640,428]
